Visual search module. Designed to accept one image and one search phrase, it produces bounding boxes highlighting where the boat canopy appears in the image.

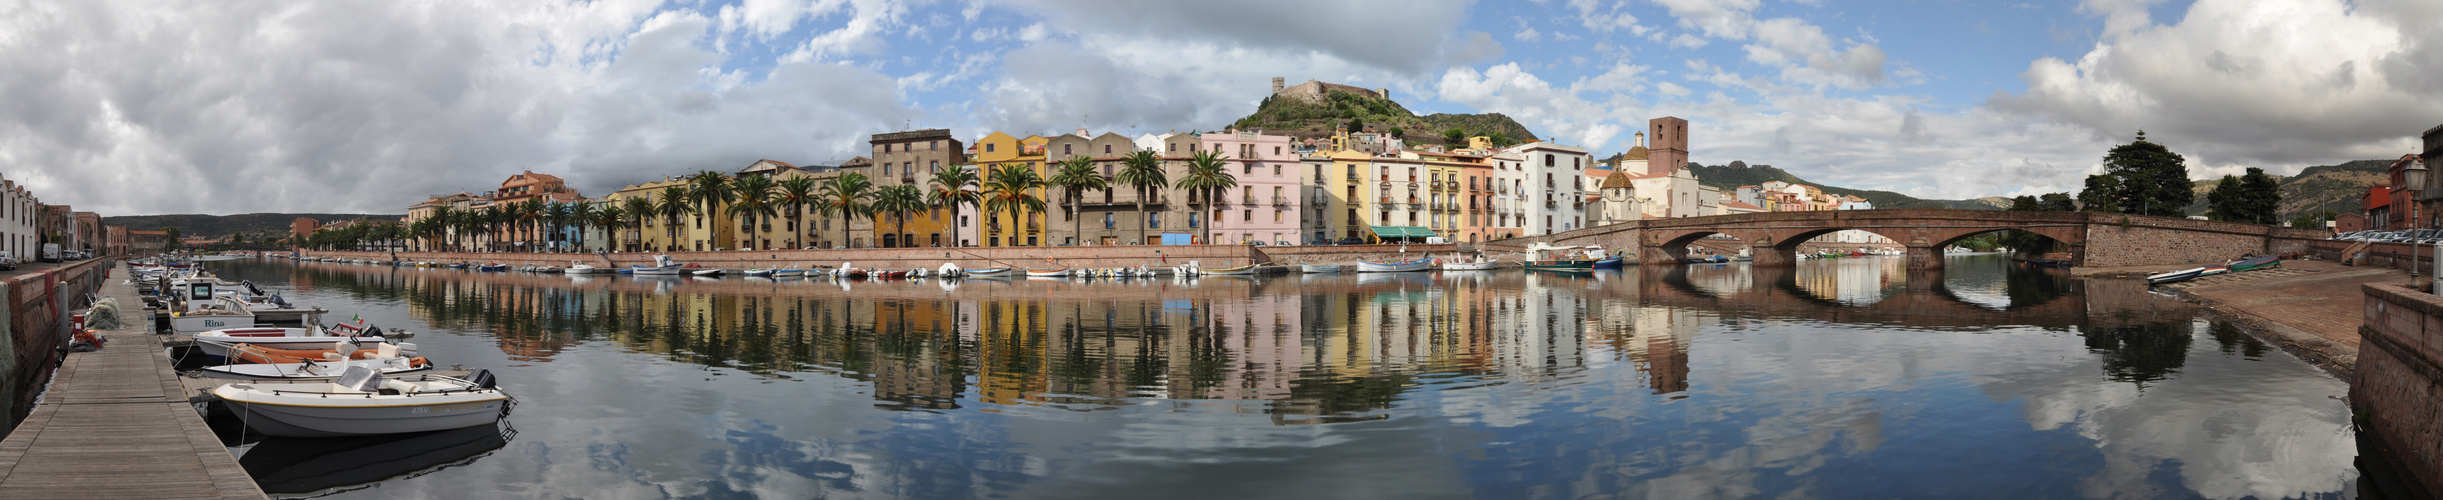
[1369,226,1436,239]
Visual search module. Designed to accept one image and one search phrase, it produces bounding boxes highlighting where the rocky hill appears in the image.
[104,213,402,241]
[1685,163,2005,210]
[2185,159,2387,220]
[1226,89,1538,146]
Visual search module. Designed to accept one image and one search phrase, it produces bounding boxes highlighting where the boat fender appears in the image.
[470,369,498,389]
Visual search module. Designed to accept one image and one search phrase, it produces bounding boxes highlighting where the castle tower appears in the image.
[1272,77,1285,95]
[1647,117,1689,176]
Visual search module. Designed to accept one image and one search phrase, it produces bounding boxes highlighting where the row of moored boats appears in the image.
[132,259,512,438]
[2144,255,2282,285]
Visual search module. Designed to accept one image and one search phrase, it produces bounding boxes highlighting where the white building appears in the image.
[1505,142,1591,234]
[1,178,40,258]
[1487,150,1529,239]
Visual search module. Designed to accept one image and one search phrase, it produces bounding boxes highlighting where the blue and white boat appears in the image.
[631,255,684,276]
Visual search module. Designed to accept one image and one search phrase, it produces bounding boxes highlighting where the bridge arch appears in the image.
[1931,227,2079,263]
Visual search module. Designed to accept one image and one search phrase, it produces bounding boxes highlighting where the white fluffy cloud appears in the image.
[1994,0,2443,173]
[0,1,916,215]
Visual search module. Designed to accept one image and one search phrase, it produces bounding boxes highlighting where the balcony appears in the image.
[1348,173,1359,182]
[1273,197,1289,207]
[1545,200,1557,209]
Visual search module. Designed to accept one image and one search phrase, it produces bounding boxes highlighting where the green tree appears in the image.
[1442,127,1466,145]
[2078,174,2122,213]
[775,176,819,249]
[2080,131,2192,217]
[2008,195,2043,211]
[1346,118,1364,133]
[686,171,735,249]
[2039,193,2077,212]
[2238,167,2282,225]
[1387,127,1405,138]
[981,164,1047,247]
[926,165,983,248]
[1176,150,1237,245]
[818,172,875,248]
[1050,156,1109,246]
[871,184,928,248]
[1116,150,1169,245]
[621,196,654,252]
[592,204,624,253]
[2290,209,2338,229]
[2205,175,2246,222]
[729,174,778,249]
[654,186,694,251]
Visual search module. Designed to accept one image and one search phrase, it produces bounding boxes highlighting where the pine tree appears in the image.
[2082,131,2192,217]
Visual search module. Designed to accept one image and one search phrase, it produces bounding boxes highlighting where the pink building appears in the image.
[1202,130,1303,245]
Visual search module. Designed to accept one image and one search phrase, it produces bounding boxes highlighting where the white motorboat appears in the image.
[199,343,432,381]
[1025,268,1072,278]
[935,263,962,278]
[965,267,1013,277]
[192,320,399,360]
[566,261,600,274]
[773,267,807,277]
[631,255,684,275]
[170,297,258,335]
[744,268,775,277]
[1440,252,1498,271]
[211,368,511,438]
[691,268,726,277]
[1356,255,1434,272]
[1300,264,1344,273]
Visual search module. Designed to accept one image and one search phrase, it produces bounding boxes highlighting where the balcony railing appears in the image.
[1273,198,1289,207]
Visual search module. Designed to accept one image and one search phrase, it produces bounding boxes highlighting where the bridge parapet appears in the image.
[1485,209,2322,269]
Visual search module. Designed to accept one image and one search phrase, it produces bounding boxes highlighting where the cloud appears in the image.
[1992,0,2443,171]
[1436,63,1627,150]
[1653,0,1760,39]
[0,1,915,215]
[981,0,1476,74]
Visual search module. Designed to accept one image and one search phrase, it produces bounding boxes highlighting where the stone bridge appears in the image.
[1484,209,2328,269]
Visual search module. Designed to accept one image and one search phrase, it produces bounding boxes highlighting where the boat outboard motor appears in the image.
[469,369,498,389]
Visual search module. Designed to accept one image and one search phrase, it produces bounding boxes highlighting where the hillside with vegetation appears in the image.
[1684,163,2006,210]
[104,213,401,243]
[2184,159,2386,221]
[1226,90,1539,146]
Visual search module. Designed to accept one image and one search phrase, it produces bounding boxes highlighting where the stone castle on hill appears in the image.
[1271,77,1388,104]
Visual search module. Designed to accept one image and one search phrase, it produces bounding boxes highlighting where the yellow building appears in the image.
[969,132,1051,247]
[1323,149,1376,242]
[605,175,736,252]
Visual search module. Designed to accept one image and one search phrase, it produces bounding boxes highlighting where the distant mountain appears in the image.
[103,213,401,239]
[1226,89,1538,146]
[1684,163,2004,210]
[2185,159,2387,220]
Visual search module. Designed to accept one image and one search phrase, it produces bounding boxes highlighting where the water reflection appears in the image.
[207,254,2357,499]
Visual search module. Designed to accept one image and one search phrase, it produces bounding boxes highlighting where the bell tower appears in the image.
[1648,117,1689,176]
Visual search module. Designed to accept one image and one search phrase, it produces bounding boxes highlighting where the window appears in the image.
[930,140,938,150]
[1188,213,1201,228]
[1544,154,1554,167]
[1104,213,1115,229]
[1105,145,1112,154]
[1169,143,1177,152]
[1274,210,1282,222]
[1149,214,1161,228]
[1243,210,1252,221]
[1273,165,1282,176]
[1274,146,1282,155]
[1064,144,1072,155]
[931,160,940,173]
[987,143,997,153]
[1573,157,1581,169]
[884,164,892,176]
[960,215,969,227]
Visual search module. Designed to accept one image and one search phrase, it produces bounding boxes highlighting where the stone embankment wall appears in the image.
[1,259,107,429]
[2078,215,2324,267]
[299,244,1458,270]
[2356,283,2443,496]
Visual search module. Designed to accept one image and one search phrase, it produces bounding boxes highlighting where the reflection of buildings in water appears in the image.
[1512,274,1587,378]
[1680,264,1752,296]
[1795,258,1905,305]
[1201,295,1305,401]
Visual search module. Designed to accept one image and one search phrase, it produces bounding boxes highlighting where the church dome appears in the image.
[1623,146,1649,160]
[1600,170,1634,189]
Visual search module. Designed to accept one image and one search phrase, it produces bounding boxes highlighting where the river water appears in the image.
[198,254,2365,499]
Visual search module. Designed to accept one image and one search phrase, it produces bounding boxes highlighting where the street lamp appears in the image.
[2406,159,2429,287]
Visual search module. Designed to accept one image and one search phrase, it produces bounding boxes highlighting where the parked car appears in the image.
[0,251,14,270]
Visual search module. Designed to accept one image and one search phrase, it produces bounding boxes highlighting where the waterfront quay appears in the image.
[0,263,262,499]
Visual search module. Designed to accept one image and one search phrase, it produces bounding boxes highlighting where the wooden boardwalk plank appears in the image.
[0,271,265,499]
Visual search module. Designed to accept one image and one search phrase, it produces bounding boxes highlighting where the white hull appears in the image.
[1356,260,1433,273]
[214,382,508,438]
[199,357,431,381]
[1025,269,1071,277]
[1441,261,1498,271]
[630,265,683,275]
[172,314,254,334]
[1300,264,1343,273]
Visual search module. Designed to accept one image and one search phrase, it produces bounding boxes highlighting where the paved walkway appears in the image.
[0,270,262,499]
[2160,259,2400,373]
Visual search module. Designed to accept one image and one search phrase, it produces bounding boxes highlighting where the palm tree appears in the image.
[872,184,927,248]
[427,206,456,251]
[593,204,625,253]
[518,198,546,252]
[981,163,1047,247]
[567,201,597,252]
[621,196,654,252]
[775,176,819,250]
[817,173,875,249]
[686,171,736,249]
[728,174,779,250]
[654,186,694,251]
[926,164,982,247]
[1177,150,1238,245]
[1050,156,1108,246]
[543,201,572,252]
[1116,150,1169,245]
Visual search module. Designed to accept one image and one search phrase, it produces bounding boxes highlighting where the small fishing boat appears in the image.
[210,368,511,438]
[2146,267,2205,285]
[965,267,1013,277]
[773,267,806,277]
[477,264,508,272]
[2229,255,2280,272]
[201,343,432,381]
[1440,252,1498,271]
[1025,268,1072,278]
[1683,255,1728,264]
[2198,265,2231,277]
[1357,256,1434,273]
[1203,264,1260,276]
[935,263,962,278]
[743,268,775,277]
[565,261,599,274]
[1590,255,1624,268]
[691,269,726,277]
[873,270,909,279]
[192,321,399,360]
[1521,243,1596,270]
[1300,264,1344,273]
[631,255,684,275]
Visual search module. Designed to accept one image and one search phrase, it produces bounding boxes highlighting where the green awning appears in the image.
[1369,226,1436,238]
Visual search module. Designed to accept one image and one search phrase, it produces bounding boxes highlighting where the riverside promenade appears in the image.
[0,269,263,499]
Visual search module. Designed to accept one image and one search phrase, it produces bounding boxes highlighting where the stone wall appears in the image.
[299,244,1459,271]
[2355,283,2443,496]
[1,259,106,430]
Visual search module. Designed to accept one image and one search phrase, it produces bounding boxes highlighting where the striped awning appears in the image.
[1369,226,1436,238]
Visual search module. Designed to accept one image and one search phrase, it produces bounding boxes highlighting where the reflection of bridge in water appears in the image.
[1615,261,2193,330]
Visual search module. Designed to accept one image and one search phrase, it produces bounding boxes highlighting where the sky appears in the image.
[5,0,2441,216]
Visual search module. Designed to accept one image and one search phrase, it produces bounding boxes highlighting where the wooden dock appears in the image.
[0,276,264,499]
